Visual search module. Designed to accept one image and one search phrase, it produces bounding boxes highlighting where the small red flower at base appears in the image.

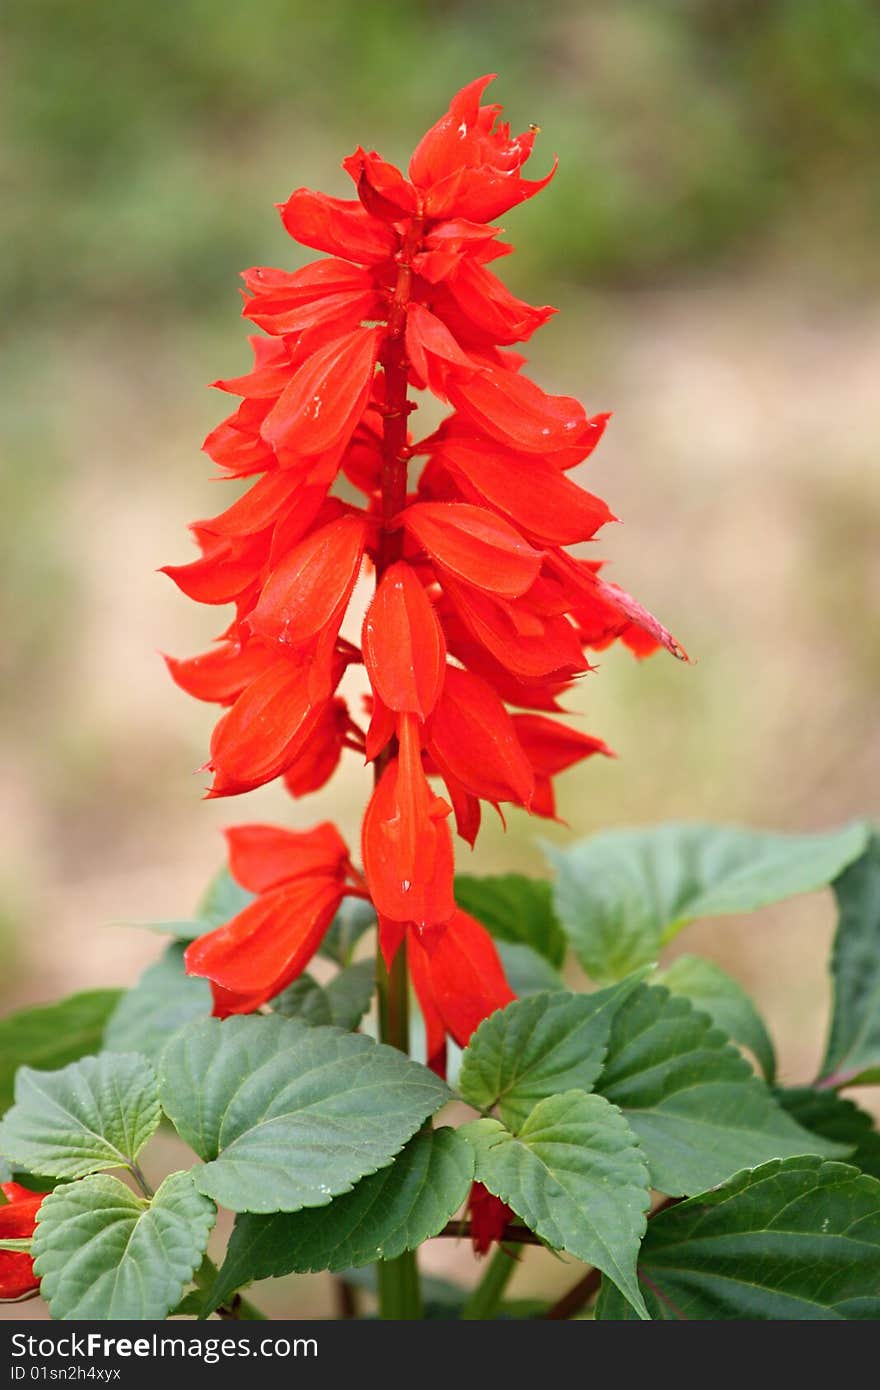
[468,1182,516,1256]
[0,1183,46,1300]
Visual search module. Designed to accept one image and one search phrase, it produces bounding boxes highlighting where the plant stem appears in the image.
[460,1245,519,1320]
[371,216,424,1324]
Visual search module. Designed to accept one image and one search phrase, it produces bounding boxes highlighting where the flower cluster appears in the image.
[165,75,683,1068]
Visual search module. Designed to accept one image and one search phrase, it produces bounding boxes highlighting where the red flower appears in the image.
[169,76,686,1041]
[0,1183,46,1300]
[468,1182,516,1257]
[185,823,354,1016]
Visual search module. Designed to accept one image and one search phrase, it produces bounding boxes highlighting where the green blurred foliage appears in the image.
[4,0,879,326]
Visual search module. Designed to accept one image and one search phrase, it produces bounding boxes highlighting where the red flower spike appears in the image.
[0,1183,46,1300]
[362,561,446,720]
[403,501,544,598]
[167,75,686,1082]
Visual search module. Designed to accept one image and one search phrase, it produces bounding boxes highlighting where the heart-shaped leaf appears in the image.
[0,1053,160,1180]
[597,985,842,1195]
[459,977,642,1129]
[550,822,868,983]
[159,1016,449,1212]
[33,1172,216,1320]
[595,1157,880,1320]
[204,1126,473,1312]
[461,1091,651,1319]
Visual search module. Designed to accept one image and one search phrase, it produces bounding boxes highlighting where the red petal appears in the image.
[165,639,275,706]
[409,75,497,187]
[0,1185,46,1298]
[362,561,446,719]
[404,303,477,395]
[441,259,554,346]
[409,908,515,1048]
[407,931,449,1078]
[161,530,268,606]
[197,470,305,538]
[442,577,585,680]
[261,327,380,457]
[449,367,606,458]
[208,658,330,796]
[403,501,543,598]
[361,716,454,929]
[377,913,407,973]
[438,435,614,544]
[248,514,367,651]
[512,714,613,775]
[185,876,343,1011]
[278,189,398,264]
[224,821,349,893]
[428,666,534,808]
[283,697,351,797]
[342,147,419,220]
[593,577,690,662]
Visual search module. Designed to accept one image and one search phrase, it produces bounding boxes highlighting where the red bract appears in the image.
[167,79,686,1253]
[0,1183,46,1299]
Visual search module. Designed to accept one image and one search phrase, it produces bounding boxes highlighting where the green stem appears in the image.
[460,1245,519,1320]
[375,936,422,1319]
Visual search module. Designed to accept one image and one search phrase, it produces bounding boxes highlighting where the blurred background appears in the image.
[2,0,879,1316]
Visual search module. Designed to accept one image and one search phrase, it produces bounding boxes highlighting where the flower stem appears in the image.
[460,1245,519,1320]
[371,216,424,1323]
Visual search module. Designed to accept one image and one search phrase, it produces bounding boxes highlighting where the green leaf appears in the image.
[197,866,254,926]
[461,1091,651,1319]
[597,985,843,1195]
[776,1087,880,1181]
[159,1016,449,1213]
[113,919,206,941]
[657,955,776,1081]
[104,943,212,1061]
[550,822,868,983]
[595,1157,880,1320]
[459,977,643,1130]
[0,991,123,1115]
[0,1053,161,1180]
[319,898,376,966]
[821,831,880,1086]
[273,960,375,1031]
[495,941,564,997]
[205,1127,473,1311]
[454,874,566,968]
[33,1171,216,1321]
